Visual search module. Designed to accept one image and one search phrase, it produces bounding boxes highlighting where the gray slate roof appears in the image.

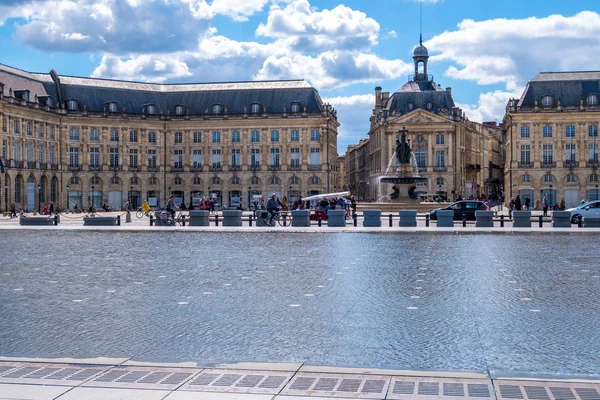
[518,71,600,107]
[0,63,324,114]
[385,79,455,115]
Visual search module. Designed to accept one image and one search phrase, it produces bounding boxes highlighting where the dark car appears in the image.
[429,200,490,221]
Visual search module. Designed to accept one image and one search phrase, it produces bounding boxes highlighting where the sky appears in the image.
[1,0,599,154]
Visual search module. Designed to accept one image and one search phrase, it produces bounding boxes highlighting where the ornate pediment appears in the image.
[394,109,450,124]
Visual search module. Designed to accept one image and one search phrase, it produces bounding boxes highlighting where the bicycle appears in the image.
[255,209,290,227]
[136,207,152,219]
[157,210,185,226]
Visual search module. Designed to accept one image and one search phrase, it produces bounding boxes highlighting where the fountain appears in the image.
[378,126,428,206]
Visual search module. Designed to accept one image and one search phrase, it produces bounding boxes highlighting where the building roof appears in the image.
[517,71,600,108]
[385,79,455,115]
[0,63,324,114]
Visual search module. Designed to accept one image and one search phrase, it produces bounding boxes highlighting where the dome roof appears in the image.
[414,44,428,57]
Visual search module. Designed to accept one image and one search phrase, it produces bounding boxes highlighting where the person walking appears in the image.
[508,197,515,219]
[542,195,549,217]
[10,202,16,218]
[514,194,522,212]
[525,197,530,210]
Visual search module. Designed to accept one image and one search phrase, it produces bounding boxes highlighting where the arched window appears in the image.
[311,176,319,185]
[522,175,531,183]
[436,177,445,185]
[231,176,240,185]
[212,176,221,184]
[146,104,156,115]
[291,176,299,185]
[149,177,158,185]
[270,176,280,185]
[90,176,101,185]
[590,174,598,182]
[67,99,78,111]
[251,176,259,185]
[251,103,261,115]
[408,102,414,111]
[108,102,118,113]
[566,174,576,183]
[291,102,301,114]
[541,96,553,107]
[176,105,185,115]
[130,177,139,185]
[174,177,182,185]
[543,174,553,183]
[111,176,120,185]
[193,177,201,185]
[589,95,598,106]
[426,102,433,110]
[70,177,80,185]
[212,104,222,115]
[15,175,22,203]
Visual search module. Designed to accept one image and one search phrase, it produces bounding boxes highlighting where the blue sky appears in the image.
[1,0,599,153]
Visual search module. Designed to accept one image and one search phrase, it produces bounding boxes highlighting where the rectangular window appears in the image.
[110,148,119,167]
[435,150,445,167]
[174,131,182,144]
[251,148,260,167]
[69,147,79,167]
[290,148,300,167]
[148,131,157,144]
[231,131,240,143]
[193,149,202,168]
[110,129,119,142]
[251,130,260,142]
[26,122,32,136]
[310,129,320,141]
[2,139,7,159]
[212,131,221,143]
[231,148,240,166]
[49,126,55,140]
[590,125,599,137]
[49,146,56,165]
[14,119,20,135]
[38,124,44,138]
[90,148,99,167]
[39,145,45,164]
[270,148,280,167]
[566,125,575,138]
[2,116,6,132]
[271,130,279,142]
[436,133,445,145]
[211,149,221,168]
[13,141,20,161]
[174,150,183,168]
[310,148,320,166]
[589,144,599,163]
[90,128,99,141]
[193,131,201,143]
[129,130,138,142]
[69,127,79,141]
[543,144,553,164]
[543,125,553,138]
[565,144,576,163]
[520,126,530,138]
[26,143,33,162]
[148,149,157,168]
[129,149,138,167]
[290,129,300,142]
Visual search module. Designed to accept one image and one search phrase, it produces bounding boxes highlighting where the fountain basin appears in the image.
[380,176,428,184]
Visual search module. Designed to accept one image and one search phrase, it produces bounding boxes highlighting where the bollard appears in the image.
[500,215,504,228]
[425,214,430,227]
[53,215,58,225]
[389,213,393,227]
[283,213,287,227]
[318,215,322,227]
[117,215,121,226]
[215,214,219,227]
[125,211,132,223]
[181,215,186,226]
[539,215,543,228]
[249,214,253,227]
[149,214,154,226]
[462,215,466,227]
[353,213,357,227]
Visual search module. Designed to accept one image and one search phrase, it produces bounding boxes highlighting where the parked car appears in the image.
[566,200,600,223]
[429,200,490,221]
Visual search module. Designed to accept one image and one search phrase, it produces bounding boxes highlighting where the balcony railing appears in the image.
[128,166,141,172]
[541,161,556,168]
[68,165,81,171]
[147,166,159,172]
[109,165,122,171]
[190,165,203,172]
[433,166,447,172]
[563,160,577,168]
[89,165,103,171]
[588,161,599,168]
[210,164,222,172]
[518,162,531,168]
[39,162,48,170]
[171,166,184,172]
[229,165,241,171]
[50,164,59,171]
[308,165,322,171]
[27,161,36,169]
[289,164,301,171]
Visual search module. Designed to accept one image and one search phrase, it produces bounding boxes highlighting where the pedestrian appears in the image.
[559,199,565,210]
[508,197,515,218]
[49,203,54,215]
[535,199,541,210]
[514,194,522,212]
[542,195,549,217]
[525,197,530,210]
[10,202,16,218]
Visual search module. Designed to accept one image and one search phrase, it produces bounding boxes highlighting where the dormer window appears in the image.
[108,101,117,112]
[251,103,261,115]
[541,95,553,107]
[291,102,301,114]
[15,90,30,101]
[212,104,222,115]
[426,102,433,110]
[67,99,79,111]
[146,104,156,115]
[38,96,53,107]
[588,95,598,106]
[175,105,184,115]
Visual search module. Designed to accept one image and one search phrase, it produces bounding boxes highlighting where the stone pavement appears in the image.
[1,357,600,400]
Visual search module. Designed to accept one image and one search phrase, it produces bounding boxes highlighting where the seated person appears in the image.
[266,193,280,224]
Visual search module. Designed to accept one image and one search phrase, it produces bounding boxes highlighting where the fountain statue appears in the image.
[379,126,428,202]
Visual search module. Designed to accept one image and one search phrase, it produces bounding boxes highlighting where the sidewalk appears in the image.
[1,357,600,399]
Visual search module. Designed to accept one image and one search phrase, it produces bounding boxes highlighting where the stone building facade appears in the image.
[344,39,504,201]
[0,64,338,211]
[503,72,600,208]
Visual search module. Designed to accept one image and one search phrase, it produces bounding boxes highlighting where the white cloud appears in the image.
[456,89,522,123]
[323,94,374,152]
[210,0,269,22]
[427,11,600,91]
[256,0,380,53]
[91,54,192,82]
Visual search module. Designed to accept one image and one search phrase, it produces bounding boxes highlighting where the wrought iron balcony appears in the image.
[68,165,81,171]
[563,160,577,168]
[433,166,447,172]
[308,165,322,171]
[541,161,556,168]
[518,162,532,168]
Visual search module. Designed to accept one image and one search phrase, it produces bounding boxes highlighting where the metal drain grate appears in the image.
[180,368,293,395]
[0,363,107,386]
[83,366,200,390]
[387,377,494,399]
[281,373,390,399]
[495,380,600,400]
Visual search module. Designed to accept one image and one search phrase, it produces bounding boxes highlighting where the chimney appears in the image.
[446,87,452,97]
[375,86,382,108]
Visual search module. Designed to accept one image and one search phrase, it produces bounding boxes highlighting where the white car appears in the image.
[566,200,600,223]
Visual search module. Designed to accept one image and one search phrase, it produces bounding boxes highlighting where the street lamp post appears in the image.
[91,185,95,210]
[596,184,599,202]
[4,184,8,212]
[37,184,41,213]
[66,185,70,211]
